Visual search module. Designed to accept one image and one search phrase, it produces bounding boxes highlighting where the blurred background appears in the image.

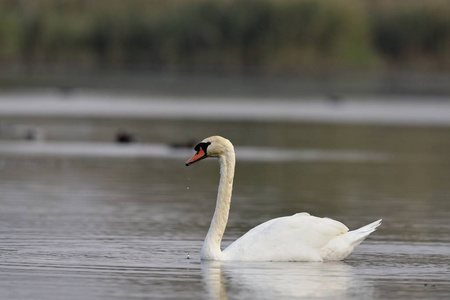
[0,0,449,94]
[1,1,450,299]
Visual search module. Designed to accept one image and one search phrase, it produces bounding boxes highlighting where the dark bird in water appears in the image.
[115,130,136,144]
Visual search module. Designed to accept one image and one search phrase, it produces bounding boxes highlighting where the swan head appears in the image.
[185,136,233,166]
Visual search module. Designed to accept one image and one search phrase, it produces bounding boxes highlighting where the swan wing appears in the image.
[223,212,349,261]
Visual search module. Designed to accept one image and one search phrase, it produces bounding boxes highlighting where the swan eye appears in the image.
[194,142,211,153]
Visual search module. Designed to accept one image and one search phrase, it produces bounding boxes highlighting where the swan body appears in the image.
[186,136,381,262]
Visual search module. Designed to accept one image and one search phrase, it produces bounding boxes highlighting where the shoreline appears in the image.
[1,67,450,98]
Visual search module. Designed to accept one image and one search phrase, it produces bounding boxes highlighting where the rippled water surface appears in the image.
[0,93,450,299]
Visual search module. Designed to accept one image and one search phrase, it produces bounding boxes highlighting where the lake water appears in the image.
[0,92,449,299]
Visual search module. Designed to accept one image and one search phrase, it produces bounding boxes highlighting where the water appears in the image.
[0,92,450,299]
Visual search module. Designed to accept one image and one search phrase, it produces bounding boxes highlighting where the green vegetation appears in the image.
[0,0,449,72]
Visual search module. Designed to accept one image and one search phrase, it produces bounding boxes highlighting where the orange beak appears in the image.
[185,147,207,166]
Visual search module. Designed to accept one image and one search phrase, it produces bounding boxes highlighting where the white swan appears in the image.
[186,136,381,261]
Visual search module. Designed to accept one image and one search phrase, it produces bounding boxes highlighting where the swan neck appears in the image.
[201,149,235,260]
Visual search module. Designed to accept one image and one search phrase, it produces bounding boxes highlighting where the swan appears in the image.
[186,136,381,261]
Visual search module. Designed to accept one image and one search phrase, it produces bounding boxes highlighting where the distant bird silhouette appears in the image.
[327,93,344,106]
[115,130,136,144]
[25,127,45,141]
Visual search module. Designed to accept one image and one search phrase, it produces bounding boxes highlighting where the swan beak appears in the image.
[186,147,207,166]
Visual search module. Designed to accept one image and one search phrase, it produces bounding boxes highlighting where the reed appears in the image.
[0,0,449,72]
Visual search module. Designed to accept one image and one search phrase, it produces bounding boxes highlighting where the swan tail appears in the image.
[319,219,381,261]
[346,219,382,247]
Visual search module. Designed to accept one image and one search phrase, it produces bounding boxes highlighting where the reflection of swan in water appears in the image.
[202,261,228,300]
[202,260,371,299]
[186,136,381,262]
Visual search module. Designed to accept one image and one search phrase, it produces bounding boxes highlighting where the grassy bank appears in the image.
[0,0,449,73]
